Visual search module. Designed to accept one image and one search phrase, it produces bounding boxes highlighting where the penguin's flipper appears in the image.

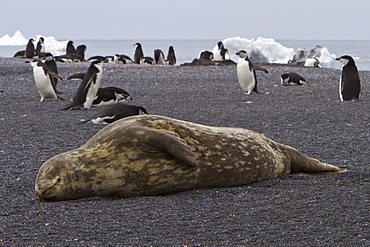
[47,70,63,81]
[57,95,65,101]
[61,102,82,111]
[67,73,86,80]
[252,65,268,73]
[78,119,91,124]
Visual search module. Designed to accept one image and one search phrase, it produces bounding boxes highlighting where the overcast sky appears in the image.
[2,0,370,40]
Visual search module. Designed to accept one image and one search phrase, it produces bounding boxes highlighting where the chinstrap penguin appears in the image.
[167,46,176,65]
[236,50,268,94]
[30,59,64,101]
[66,72,132,106]
[153,49,165,65]
[336,55,362,101]
[280,73,307,86]
[25,39,35,58]
[92,87,132,106]
[35,37,45,56]
[214,41,228,61]
[80,104,148,124]
[39,52,60,91]
[66,41,76,55]
[134,43,144,64]
[61,59,105,110]
[114,54,135,64]
[76,45,87,60]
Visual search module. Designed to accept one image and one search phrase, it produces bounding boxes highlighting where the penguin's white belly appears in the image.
[84,85,100,109]
[83,72,103,109]
[237,62,255,93]
[33,69,56,100]
[156,55,165,65]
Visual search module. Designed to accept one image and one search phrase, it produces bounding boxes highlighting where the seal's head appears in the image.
[35,152,98,201]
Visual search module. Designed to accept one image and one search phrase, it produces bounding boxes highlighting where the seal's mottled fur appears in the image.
[35,115,343,201]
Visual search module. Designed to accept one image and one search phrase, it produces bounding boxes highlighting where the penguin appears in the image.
[13,50,25,58]
[92,87,132,106]
[76,45,87,60]
[66,41,76,55]
[39,52,60,91]
[25,39,35,59]
[134,43,144,64]
[336,55,362,101]
[87,56,110,62]
[304,57,320,68]
[80,104,148,124]
[153,49,165,65]
[114,54,135,64]
[35,37,45,56]
[214,41,228,61]
[30,59,64,101]
[280,73,307,86]
[141,56,154,65]
[61,59,105,110]
[235,50,268,94]
[166,46,176,65]
[199,51,214,60]
[66,72,132,106]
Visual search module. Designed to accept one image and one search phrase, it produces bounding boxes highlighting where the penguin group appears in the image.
[17,37,151,124]
[16,37,364,113]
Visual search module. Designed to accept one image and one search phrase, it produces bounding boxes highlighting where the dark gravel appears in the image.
[0,57,369,246]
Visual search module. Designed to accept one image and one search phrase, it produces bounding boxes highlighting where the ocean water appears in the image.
[1,39,369,71]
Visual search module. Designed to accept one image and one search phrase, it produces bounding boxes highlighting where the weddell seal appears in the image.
[35,115,344,201]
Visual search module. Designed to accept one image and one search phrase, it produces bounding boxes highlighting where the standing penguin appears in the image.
[153,49,165,65]
[62,59,105,110]
[167,46,176,65]
[35,37,45,56]
[39,52,60,91]
[30,59,63,101]
[76,44,87,60]
[66,41,76,55]
[215,41,228,61]
[235,50,268,94]
[134,43,144,64]
[25,39,35,58]
[336,55,362,101]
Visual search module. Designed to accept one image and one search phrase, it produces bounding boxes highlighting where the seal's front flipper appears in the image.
[137,127,199,168]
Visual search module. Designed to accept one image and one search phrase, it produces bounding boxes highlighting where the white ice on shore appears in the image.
[212,36,336,68]
[0,30,68,55]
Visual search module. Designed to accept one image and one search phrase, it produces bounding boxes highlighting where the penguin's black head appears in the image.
[134,43,141,47]
[39,37,44,42]
[281,74,289,80]
[336,55,355,66]
[236,50,248,58]
[39,52,54,60]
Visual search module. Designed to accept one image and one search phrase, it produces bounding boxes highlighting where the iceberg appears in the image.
[0,31,68,56]
[212,36,336,68]
[212,36,295,64]
[35,35,68,56]
[0,30,28,46]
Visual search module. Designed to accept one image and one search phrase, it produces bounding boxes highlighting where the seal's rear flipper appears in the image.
[300,169,347,175]
[285,145,344,174]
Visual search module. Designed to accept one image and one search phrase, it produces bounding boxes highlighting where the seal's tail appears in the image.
[286,145,346,175]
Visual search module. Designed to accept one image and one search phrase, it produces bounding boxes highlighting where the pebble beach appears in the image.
[0,57,369,246]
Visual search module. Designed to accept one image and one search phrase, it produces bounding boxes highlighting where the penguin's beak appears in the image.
[235,52,240,56]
